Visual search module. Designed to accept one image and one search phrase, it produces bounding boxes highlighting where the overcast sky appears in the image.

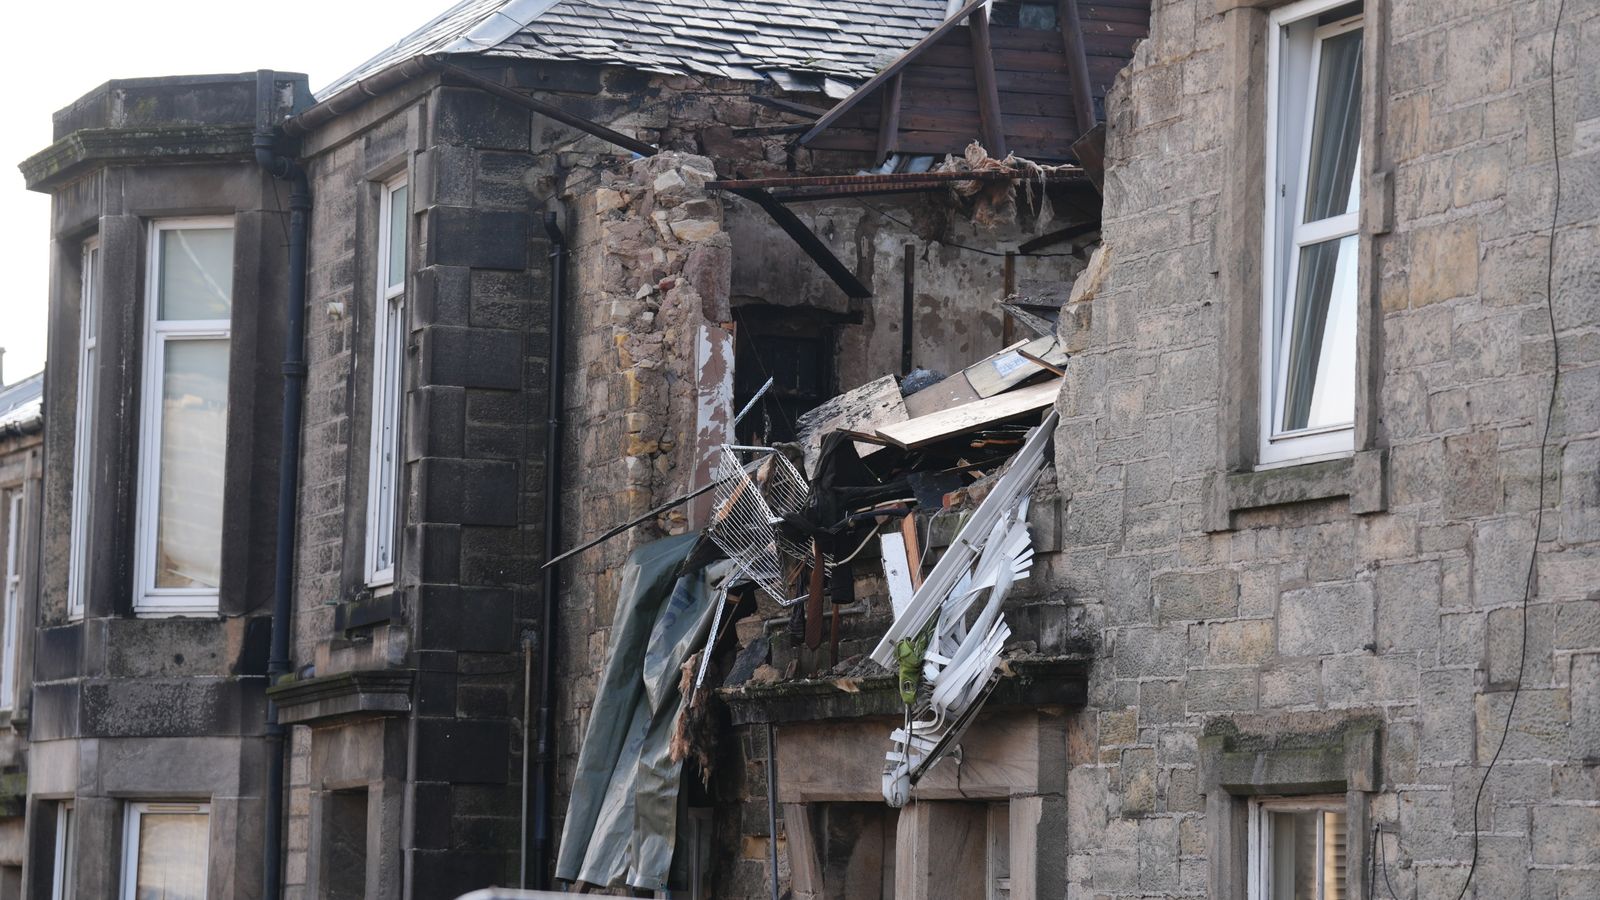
[0,0,452,385]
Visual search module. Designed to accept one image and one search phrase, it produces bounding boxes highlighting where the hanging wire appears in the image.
[1451,2,1566,898]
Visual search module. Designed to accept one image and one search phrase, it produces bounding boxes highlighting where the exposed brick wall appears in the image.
[1053,0,1600,896]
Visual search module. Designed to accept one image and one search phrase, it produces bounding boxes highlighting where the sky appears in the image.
[0,0,454,385]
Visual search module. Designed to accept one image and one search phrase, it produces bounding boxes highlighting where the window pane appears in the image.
[1281,235,1357,433]
[1269,810,1319,900]
[1301,29,1363,223]
[155,340,229,589]
[1322,810,1348,900]
[133,813,208,900]
[387,186,408,291]
[159,229,233,321]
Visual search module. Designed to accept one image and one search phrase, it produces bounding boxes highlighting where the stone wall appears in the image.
[552,150,735,846]
[1052,0,1600,897]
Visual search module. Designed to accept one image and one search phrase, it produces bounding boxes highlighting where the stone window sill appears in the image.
[1203,448,1387,532]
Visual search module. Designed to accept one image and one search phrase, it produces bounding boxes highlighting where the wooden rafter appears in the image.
[1058,0,1098,137]
[875,73,903,163]
[967,4,1008,157]
[794,0,989,149]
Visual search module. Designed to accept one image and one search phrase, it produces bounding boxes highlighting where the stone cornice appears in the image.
[20,124,257,192]
[266,669,414,726]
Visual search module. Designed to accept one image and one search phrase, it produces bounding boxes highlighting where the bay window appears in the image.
[120,802,209,900]
[1260,0,1363,467]
[364,177,408,587]
[68,237,98,619]
[133,219,233,615]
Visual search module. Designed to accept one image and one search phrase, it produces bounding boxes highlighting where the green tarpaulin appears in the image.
[555,533,731,891]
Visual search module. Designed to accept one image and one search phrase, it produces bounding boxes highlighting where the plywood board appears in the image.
[962,335,1069,398]
[874,379,1060,449]
[903,371,982,418]
[794,374,908,477]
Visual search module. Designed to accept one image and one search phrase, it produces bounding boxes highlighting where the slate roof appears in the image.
[318,0,947,100]
[0,372,43,436]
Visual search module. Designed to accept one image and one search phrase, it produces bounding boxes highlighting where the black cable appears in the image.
[1452,2,1565,897]
[853,200,1086,259]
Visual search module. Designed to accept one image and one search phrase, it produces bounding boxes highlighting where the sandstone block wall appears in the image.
[1053,0,1600,896]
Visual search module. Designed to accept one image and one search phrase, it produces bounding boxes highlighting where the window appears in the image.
[1,491,21,711]
[324,789,369,900]
[1260,0,1362,467]
[51,802,75,900]
[120,802,209,900]
[134,220,233,615]
[68,237,99,620]
[364,177,408,587]
[1249,797,1348,900]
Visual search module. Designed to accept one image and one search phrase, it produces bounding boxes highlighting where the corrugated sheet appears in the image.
[318,0,946,99]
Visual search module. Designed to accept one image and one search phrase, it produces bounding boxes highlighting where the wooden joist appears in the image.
[730,188,873,299]
[876,73,904,163]
[1058,0,1099,138]
[967,5,1009,158]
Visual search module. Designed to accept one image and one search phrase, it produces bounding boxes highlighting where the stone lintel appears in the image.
[771,708,1069,804]
[268,670,413,726]
[1199,712,1382,795]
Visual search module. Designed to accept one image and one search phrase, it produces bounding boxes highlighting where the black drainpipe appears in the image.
[532,209,567,889]
[254,69,310,900]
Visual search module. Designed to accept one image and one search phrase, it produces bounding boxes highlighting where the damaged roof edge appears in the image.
[439,0,564,54]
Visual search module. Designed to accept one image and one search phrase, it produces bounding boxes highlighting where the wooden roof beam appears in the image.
[730,188,873,299]
[967,4,1008,158]
[875,73,904,164]
[1058,0,1098,138]
[794,0,989,149]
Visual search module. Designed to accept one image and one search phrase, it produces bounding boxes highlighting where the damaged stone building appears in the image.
[10,0,1599,898]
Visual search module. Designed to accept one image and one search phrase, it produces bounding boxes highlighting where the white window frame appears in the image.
[364,176,409,588]
[1247,795,1348,900]
[133,217,233,616]
[119,801,210,900]
[1259,0,1363,467]
[51,801,74,900]
[68,237,99,620]
[1,491,22,712]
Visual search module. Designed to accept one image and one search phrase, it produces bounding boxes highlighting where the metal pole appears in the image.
[765,723,781,900]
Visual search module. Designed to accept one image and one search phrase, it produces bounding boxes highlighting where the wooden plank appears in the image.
[875,73,903,163]
[904,370,982,418]
[880,532,917,617]
[900,514,924,590]
[1059,0,1099,138]
[876,379,1061,449]
[783,803,825,900]
[796,0,990,148]
[967,5,1009,157]
[793,374,908,477]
